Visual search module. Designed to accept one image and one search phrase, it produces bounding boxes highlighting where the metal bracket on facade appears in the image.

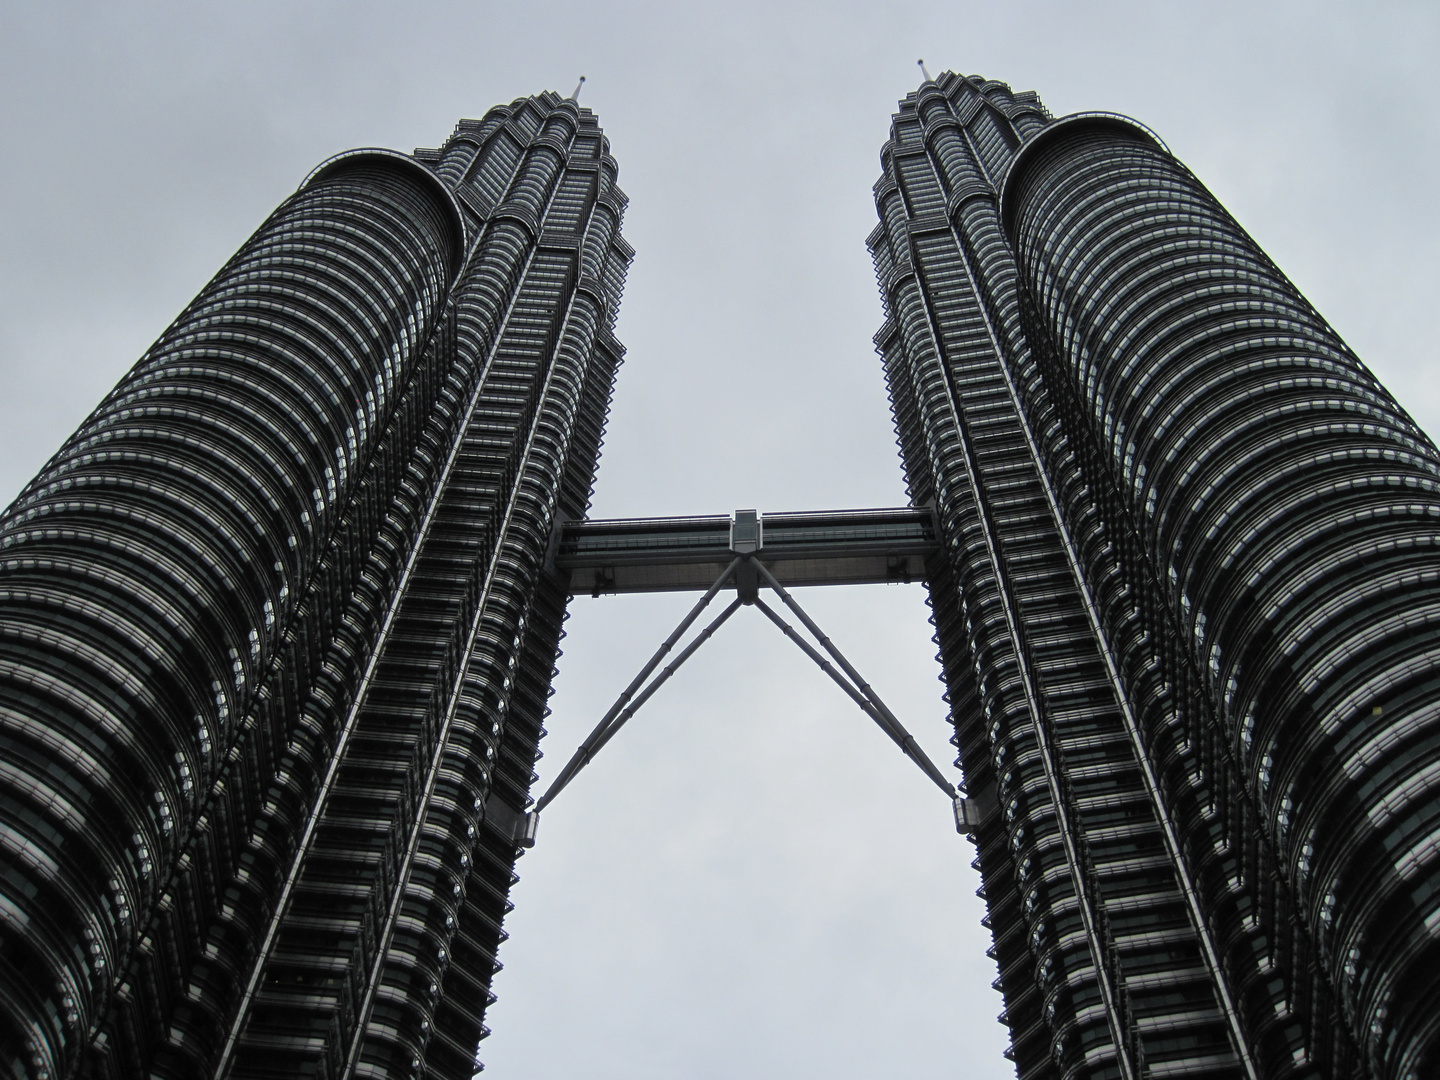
[524,526,967,842]
[516,809,540,848]
[953,795,983,834]
[732,508,762,602]
[543,510,573,577]
[729,508,762,554]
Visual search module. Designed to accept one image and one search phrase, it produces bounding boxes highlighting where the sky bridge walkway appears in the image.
[554,506,939,595]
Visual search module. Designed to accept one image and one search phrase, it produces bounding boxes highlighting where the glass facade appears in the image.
[0,93,631,1079]
[872,73,1440,1080]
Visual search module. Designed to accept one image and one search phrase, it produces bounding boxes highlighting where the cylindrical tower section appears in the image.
[1004,116,1440,1080]
[0,153,463,1079]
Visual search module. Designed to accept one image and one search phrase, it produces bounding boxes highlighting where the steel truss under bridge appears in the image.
[489,507,985,847]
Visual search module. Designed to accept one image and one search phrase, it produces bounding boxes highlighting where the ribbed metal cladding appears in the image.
[0,152,462,1080]
[872,73,1251,1080]
[1005,119,1440,1080]
[873,71,1440,1080]
[0,90,631,1080]
[220,93,630,1080]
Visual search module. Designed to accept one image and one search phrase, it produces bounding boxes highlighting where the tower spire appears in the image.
[570,75,586,101]
[917,58,933,82]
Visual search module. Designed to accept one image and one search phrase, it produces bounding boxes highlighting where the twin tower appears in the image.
[0,74,1437,1080]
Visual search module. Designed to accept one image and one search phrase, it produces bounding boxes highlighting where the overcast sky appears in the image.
[2,3,1438,1078]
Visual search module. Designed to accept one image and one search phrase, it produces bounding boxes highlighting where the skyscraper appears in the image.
[0,91,631,1079]
[3,70,1439,1080]
[870,72,1440,1080]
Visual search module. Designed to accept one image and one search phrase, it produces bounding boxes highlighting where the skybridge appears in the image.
[552,505,939,594]
[511,506,978,846]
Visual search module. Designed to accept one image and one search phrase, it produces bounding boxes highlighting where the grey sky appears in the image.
[2,3,1437,1077]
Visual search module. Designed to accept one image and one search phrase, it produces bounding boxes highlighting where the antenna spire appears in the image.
[918,58,933,82]
[570,75,586,101]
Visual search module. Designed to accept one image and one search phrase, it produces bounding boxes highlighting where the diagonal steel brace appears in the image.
[531,557,742,819]
[521,552,966,846]
[752,560,957,799]
[752,596,957,801]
